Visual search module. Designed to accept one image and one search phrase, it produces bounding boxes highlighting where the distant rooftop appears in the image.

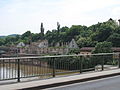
[80,47,120,52]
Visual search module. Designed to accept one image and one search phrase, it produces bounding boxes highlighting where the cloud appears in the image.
[58,0,120,26]
[112,7,120,15]
[60,0,120,19]
[0,0,120,35]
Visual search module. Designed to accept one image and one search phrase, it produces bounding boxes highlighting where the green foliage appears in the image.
[68,48,80,54]
[107,33,120,47]
[92,41,113,53]
[21,31,31,39]
[92,29,112,42]
[92,38,114,65]
[60,26,69,32]
[65,25,85,41]
[91,19,118,42]
[0,38,5,46]
[0,18,120,48]
[77,37,97,48]
[32,33,42,42]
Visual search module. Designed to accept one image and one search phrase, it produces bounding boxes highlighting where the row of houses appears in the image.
[1,39,120,57]
[80,47,120,54]
[16,39,79,55]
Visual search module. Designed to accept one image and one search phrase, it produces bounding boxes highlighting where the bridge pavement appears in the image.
[0,69,120,90]
[47,75,120,90]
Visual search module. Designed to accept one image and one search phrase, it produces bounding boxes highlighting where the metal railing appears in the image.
[0,53,120,82]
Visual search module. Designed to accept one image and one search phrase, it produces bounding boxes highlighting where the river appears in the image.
[0,63,54,80]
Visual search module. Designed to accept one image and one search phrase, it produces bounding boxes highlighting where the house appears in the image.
[17,42,25,47]
[80,47,120,54]
[38,40,48,48]
[68,39,79,49]
[80,47,94,54]
[16,39,79,55]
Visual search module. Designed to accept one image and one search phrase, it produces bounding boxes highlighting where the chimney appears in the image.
[118,19,120,26]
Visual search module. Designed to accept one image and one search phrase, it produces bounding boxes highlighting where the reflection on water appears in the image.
[0,67,17,79]
[0,65,23,80]
[0,63,53,80]
[0,62,69,80]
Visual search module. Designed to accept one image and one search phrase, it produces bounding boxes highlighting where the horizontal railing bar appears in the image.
[0,78,18,81]
[0,52,119,82]
[55,70,80,74]
[0,53,119,60]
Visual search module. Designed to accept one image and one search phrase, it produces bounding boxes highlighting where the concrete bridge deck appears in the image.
[0,69,120,90]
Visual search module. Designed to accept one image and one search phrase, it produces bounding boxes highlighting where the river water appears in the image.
[0,63,54,80]
[0,67,18,79]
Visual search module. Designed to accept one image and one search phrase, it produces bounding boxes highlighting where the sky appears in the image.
[0,0,120,35]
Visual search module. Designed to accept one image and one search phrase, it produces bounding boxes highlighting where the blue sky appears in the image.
[0,0,120,35]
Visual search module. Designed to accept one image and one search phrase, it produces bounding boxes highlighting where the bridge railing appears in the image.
[0,53,120,82]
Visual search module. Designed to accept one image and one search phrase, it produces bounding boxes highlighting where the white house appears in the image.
[68,39,79,49]
[38,40,48,48]
[17,42,25,47]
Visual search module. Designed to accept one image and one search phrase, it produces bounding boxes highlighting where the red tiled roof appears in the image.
[112,47,120,52]
[80,47,120,52]
[80,47,95,51]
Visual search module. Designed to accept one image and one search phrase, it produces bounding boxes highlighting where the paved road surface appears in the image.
[47,75,120,90]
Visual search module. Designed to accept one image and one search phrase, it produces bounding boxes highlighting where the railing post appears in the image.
[102,55,104,71]
[119,53,120,68]
[53,57,55,77]
[17,59,20,82]
[80,56,83,73]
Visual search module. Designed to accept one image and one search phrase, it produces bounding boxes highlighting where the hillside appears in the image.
[0,18,120,47]
[0,34,19,38]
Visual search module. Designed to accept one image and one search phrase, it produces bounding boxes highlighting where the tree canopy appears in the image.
[92,41,113,53]
[0,18,120,49]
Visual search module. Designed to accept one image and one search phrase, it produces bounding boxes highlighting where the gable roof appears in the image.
[68,39,79,48]
[17,42,25,47]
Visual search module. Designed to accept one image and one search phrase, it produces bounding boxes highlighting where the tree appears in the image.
[0,38,5,46]
[21,31,31,39]
[91,27,112,42]
[60,26,69,32]
[65,25,84,41]
[90,18,118,42]
[40,23,44,39]
[45,29,59,46]
[115,27,120,34]
[32,33,42,42]
[4,36,17,45]
[77,37,97,48]
[57,22,60,34]
[92,41,113,53]
[21,31,32,44]
[107,33,120,47]
[1,18,120,50]
[92,41,114,66]
[68,48,80,54]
